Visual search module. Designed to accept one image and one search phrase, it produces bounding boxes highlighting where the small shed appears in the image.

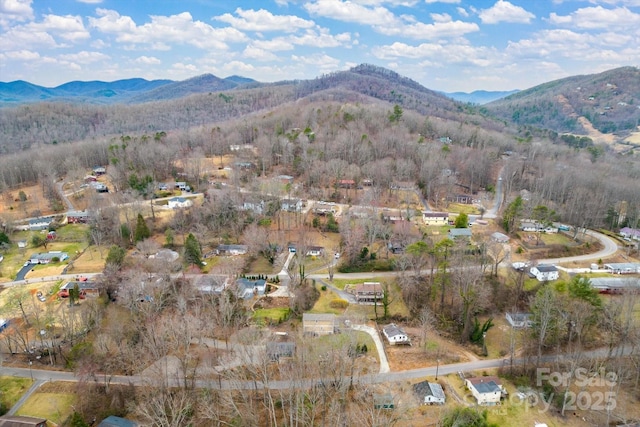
[491,232,509,243]
[413,381,446,405]
[382,324,410,345]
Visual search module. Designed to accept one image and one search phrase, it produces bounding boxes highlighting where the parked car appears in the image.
[36,291,46,302]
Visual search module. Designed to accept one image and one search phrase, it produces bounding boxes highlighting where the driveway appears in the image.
[15,263,35,281]
[351,324,390,373]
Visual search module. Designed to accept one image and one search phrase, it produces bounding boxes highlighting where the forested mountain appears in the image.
[485,66,640,135]
[0,64,505,156]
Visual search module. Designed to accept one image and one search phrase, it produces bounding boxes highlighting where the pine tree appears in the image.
[134,213,150,242]
[184,233,202,266]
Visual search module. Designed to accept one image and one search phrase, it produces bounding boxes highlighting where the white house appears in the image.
[465,376,505,405]
[216,244,248,256]
[604,263,640,275]
[413,381,445,405]
[29,251,69,264]
[422,212,449,226]
[167,197,193,209]
[281,198,302,212]
[306,246,324,257]
[382,324,410,345]
[506,312,532,328]
[530,264,559,282]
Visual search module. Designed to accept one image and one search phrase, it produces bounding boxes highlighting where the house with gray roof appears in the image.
[382,323,410,345]
[465,376,505,405]
[448,228,472,239]
[413,381,446,405]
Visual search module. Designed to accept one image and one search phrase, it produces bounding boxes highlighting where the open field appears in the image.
[0,376,34,411]
[15,381,77,424]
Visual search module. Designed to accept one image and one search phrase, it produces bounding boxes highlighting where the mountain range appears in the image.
[0,70,515,106]
[0,64,639,154]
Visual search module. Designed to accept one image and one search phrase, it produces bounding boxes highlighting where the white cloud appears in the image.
[0,27,58,50]
[135,55,161,65]
[39,14,90,41]
[215,8,315,32]
[377,18,478,39]
[479,0,535,24]
[372,40,497,68]
[304,0,398,27]
[76,0,103,3]
[171,62,197,72]
[457,7,469,17]
[251,38,295,51]
[58,50,109,63]
[425,0,460,3]
[0,0,34,24]
[3,49,40,60]
[549,6,640,29]
[242,45,279,61]
[89,9,247,51]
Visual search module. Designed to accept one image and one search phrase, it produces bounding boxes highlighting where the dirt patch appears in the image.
[254,296,290,309]
[384,326,477,371]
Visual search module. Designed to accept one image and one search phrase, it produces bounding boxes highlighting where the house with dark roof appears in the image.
[422,212,448,226]
[413,381,446,405]
[382,324,410,345]
[355,282,383,304]
[465,376,506,405]
[530,264,559,281]
[234,278,266,299]
[281,198,302,212]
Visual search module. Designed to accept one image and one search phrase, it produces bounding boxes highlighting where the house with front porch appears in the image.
[422,212,449,226]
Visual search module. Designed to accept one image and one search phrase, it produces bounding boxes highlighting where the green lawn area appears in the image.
[246,256,278,275]
[54,224,89,241]
[0,376,33,411]
[16,388,76,424]
[253,307,291,324]
[329,277,388,291]
[447,203,481,215]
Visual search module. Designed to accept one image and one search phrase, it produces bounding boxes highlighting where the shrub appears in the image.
[329,298,349,309]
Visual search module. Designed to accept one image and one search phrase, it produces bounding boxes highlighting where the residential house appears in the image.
[590,278,640,295]
[604,263,640,275]
[277,175,294,184]
[167,197,193,209]
[17,240,27,249]
[0,416,48,427]
[448,228,472,240]
[241,199,266,215]
[288,243,297,253]
[67,210,89,224]
[530,264,559,282]
[422,212,449,226]
[59,281,100,297]
[313,202,336,215]
[620,227,640,241]
[465,376,506,405]
[413,381,446,405]
[93,183,109,193]
[302,313,336,335]
[306,246,324,257]
[491,232,510,243]
[337,179,355,189]
[382,324,410,345]
[281,198,302,212]
[216,244,249,256]
[174,182,190,191]
[235,278,266,299]
[373,393,395,410]
[234,161,255,170]
[28,217,52,231]
[520,221,539,232]
[92,166,106,176]
[355,282,383,304]
[149,249,179,263]
[266,341,296,361]
[97,416,138,427]
[193,275,230,295]
[29,251,69,264]
[506,312,532,328]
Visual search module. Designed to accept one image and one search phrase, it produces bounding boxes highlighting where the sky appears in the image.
[0,0,639,92]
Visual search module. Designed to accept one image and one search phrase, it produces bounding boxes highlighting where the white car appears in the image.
[334,253,340,259]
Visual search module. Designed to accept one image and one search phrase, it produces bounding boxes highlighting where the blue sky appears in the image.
[1,0,639,92]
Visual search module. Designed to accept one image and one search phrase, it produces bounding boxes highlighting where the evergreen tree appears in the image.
[184,233,202,266]
[105,245,126,268]
[455,212,469,228]
[134,213,150,242]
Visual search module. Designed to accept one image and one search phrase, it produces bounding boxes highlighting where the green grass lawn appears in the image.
[253,307,291,324]
[0,376,33,411]
[16,389,76,424]
[54,224,89,241]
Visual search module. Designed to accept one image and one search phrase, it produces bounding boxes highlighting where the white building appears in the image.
[413,381,445,405]
[530,264,559,282]
[382,324,410,345]
[465,376,505,405]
